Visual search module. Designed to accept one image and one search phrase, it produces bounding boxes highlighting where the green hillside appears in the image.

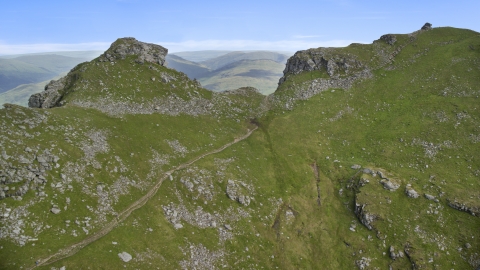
[0,26,479,270]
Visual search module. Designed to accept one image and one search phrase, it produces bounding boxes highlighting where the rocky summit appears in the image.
[1,24,480,269]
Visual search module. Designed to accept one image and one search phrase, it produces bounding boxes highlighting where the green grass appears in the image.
[1,26,480,269]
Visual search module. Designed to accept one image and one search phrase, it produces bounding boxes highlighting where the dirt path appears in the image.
[31,126,258,269]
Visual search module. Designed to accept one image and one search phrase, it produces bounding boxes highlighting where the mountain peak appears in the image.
[28,38,169,109]
[99,37,168,65]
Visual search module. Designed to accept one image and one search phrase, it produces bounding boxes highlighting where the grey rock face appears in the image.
[28,77,67,108]
[279,49,365,85]
[100,37,168,66]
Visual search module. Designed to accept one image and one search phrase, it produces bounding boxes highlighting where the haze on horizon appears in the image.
[1,0,479,55]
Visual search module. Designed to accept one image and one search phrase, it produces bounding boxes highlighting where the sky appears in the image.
[1,0,479,55]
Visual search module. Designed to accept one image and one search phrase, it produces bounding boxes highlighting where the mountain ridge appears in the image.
[0,23,479,269]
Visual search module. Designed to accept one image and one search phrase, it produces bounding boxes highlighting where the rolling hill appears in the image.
[167,51,292,95]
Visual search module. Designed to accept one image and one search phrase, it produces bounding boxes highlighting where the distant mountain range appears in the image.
[166,50,292,94]
[0,50,291,106]
[0,51,103,106]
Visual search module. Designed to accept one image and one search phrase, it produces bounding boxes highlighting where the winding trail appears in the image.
[31,126,258,269]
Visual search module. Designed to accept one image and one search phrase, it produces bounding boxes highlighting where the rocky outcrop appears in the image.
[421,22,432,31]
[448,199,480,217]
[389,246,405,260]
[380,34,397,45]
[405,184,419,198]
[380,178,400,191]
[28,77,67,108]
[98,37,167,65]
[278,49,366,84]
[28,38,168,109]
[354,202,378,230]
[226,179,253,206]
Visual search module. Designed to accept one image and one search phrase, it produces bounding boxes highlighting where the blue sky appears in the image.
[1,0,479,54]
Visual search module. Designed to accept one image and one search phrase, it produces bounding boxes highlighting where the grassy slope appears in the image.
[258,27,480,269]
[1,27,479,270]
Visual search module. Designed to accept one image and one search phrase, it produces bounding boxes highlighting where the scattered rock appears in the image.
[355,257,371,269]
[405,184,419,198]
[118,251,132,262]
[225,179,253,206]
[380,179,400,191]
[224,224,232,231]
[424,193,439,202]
[174,223,183,229]
[389,246,404,260]
[351,164,361,170]
[362,168,373,174]
[51,208,61,214]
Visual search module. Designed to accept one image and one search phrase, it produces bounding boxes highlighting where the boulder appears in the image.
[118,252,132,262]
[380,179,400,191]
[405,184,419,198]
[424,193,437,201]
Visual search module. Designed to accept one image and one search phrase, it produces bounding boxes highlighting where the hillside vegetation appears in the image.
[0,25,479,270]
